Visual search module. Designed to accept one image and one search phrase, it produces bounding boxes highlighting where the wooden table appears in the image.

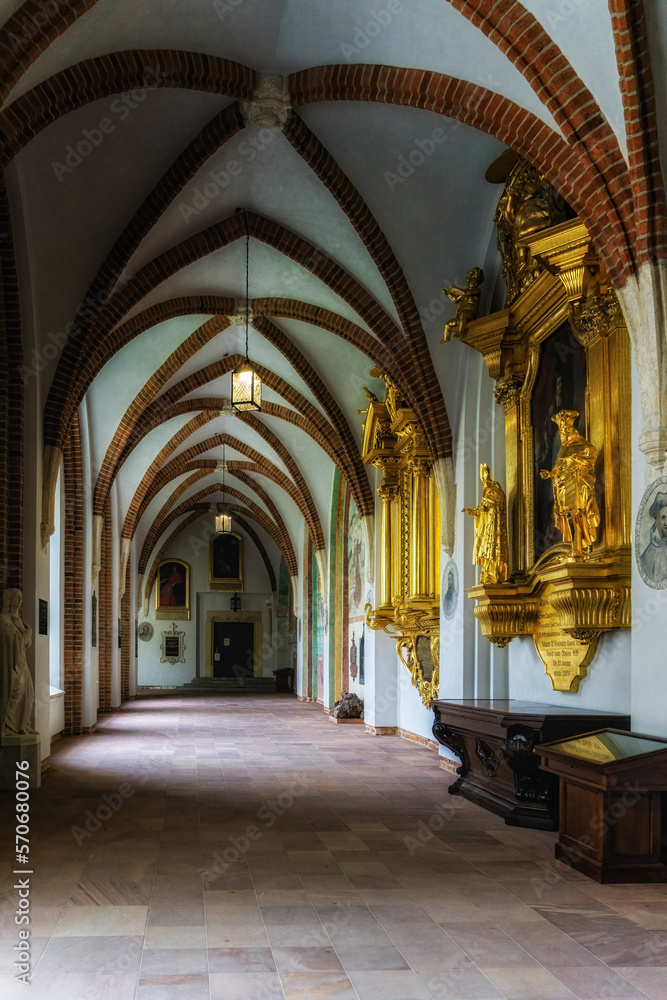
[538,729,667,882]
[431,699,631,830]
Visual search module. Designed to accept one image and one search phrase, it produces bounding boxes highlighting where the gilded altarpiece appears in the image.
[455,204,631,691]
[361,378,441,705]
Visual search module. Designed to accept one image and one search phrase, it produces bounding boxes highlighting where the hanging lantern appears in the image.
[215,511,232,534]
[230,592,241,612]
[216,442,232,533]
[231,360,262,411]
[231,208,262,412]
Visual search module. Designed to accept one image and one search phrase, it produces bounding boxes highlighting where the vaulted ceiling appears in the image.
[2,0,664,592]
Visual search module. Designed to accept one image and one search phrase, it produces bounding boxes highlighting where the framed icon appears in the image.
[210,532,243,591]
[155,559,190,620]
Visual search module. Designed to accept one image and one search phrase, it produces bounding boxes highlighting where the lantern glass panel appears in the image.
[232,363,262,411]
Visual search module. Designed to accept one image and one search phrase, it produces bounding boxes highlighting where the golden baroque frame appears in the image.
[360,378,441,706]
[456,218,631,691]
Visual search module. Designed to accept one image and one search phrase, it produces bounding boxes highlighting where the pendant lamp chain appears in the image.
[231,208,262,411]
[244,209,250,360]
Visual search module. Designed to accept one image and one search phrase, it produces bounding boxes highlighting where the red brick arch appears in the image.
[94,312,375,522]
[43,213,404,453]
[144,507,281,603]
[113,395,371,523]
[288,64,635,285]
[609,0,667,265]
[0,0,101,105]
[143,482,288,578]
[92,316,229,517]
[138,461,295,580]
[130,433,324,552]
[0,50,258,160]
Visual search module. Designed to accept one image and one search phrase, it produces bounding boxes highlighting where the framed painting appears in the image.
[155,559,190,620]
[531,321,587,558]
[210,531,243,591]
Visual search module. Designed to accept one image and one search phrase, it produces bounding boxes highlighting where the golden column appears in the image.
[373,457,401,614]
[408,456,432,606]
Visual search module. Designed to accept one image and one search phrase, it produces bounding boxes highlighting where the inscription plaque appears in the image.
[533,584,598,692]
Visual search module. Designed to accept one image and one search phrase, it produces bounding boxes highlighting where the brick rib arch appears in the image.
[92,316,229,518]
[134,434,324,552]
[72,103,246,345]
[121,410,219,542]
[137,471,212,574]
[0,0,100,105]
[143,485,295,586]
[145,483,285,573]
[0,50,258,161]
[609,0,667,266]
[447,1,631,223]
[120,396,368,528]
[288,65,635,286]
[138,463,295,582]
[47,296,395,461]
[144,509,279,605]
[44,212,401,451]
[235,412,326,550]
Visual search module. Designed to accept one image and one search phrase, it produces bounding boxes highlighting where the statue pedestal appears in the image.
[0,733,41,790]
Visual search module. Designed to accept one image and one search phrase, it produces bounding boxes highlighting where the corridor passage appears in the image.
[2,695,667,1000]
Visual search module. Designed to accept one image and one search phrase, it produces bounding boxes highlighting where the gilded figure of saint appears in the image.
[462,464,509,584]
[539,410,599,559]
[441,267,484,342]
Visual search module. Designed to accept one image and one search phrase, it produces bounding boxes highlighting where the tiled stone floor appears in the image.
[2,693,667,999]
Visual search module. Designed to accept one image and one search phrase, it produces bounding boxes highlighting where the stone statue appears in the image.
[441,267,484,342]
[462,464,509,584]
[540,410,600,559]
[1,589,37,739]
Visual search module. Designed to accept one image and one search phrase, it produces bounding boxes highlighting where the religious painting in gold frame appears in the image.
[457,217,631,688]
[155,559,190,621]
[209,531,243,591]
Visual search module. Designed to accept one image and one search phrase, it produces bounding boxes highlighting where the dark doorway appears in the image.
[212,621,254,678]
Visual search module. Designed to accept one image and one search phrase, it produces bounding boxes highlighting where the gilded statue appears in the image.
[494,159,567,305]
[1,589,37,739]
[441,267,484,342]
[463,464,509,584]
[540,410,600,559]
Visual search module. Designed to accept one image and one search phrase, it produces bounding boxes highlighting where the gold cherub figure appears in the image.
[540,410,599,560]
[462,463,509,584]
[441,267,484,342]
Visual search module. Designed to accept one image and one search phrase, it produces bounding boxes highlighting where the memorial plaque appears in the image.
[164,636,180,659]
[38,599,48,636]
[533,584,598,692]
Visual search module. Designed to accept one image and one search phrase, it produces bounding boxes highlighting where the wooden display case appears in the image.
[431,699,630,830]
[538,729,667,883]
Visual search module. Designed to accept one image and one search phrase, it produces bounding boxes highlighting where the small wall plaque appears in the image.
[38,599,48,636]
[160,622,186,664]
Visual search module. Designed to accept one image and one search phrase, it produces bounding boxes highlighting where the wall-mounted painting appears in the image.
[636,477,667,590]
[210,532,243,591]
[156,559,190,620]
[532,322,587,558]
